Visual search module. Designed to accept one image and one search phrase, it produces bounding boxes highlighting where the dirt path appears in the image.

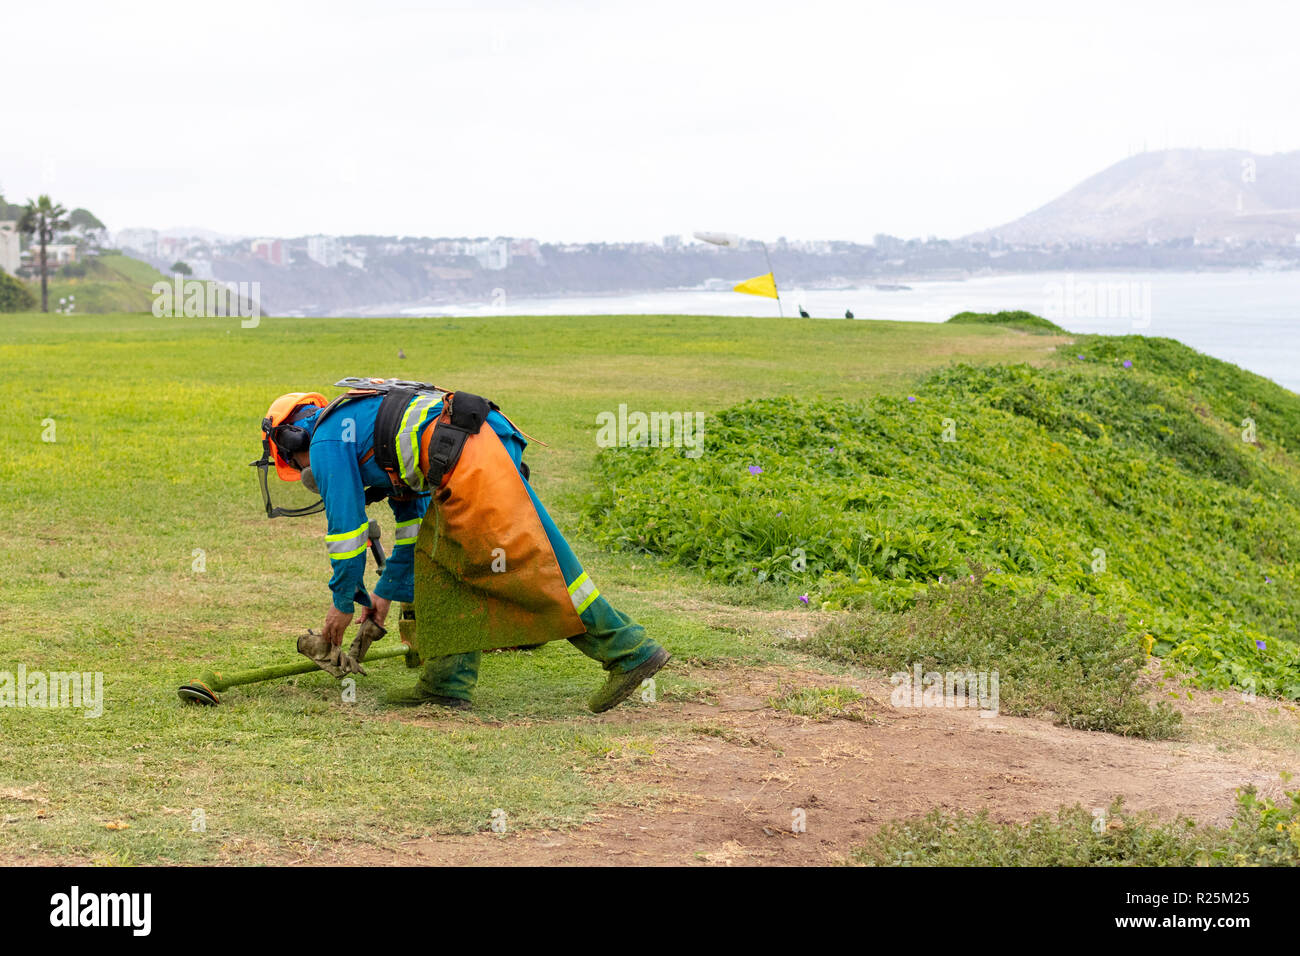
[279,667,1298,866]
[6,664,1292,868]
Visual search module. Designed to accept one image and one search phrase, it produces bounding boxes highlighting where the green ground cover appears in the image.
[0,310,1070,862]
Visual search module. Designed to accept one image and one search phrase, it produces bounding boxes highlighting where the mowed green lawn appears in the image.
[0,311,1068,863]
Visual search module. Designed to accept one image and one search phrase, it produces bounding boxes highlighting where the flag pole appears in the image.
[760,240,783,317]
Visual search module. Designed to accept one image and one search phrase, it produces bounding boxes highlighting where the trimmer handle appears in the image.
[367,519,386,571]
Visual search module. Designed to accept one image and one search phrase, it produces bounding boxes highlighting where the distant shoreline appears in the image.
[304,268,1300,393]
[312,264,1300,320]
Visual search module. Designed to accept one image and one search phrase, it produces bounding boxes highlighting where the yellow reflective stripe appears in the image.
[326,522,369,558]
[394,397,423,488]
[408,401,440,487]
[326,522,369,542]
[575,589,600,614]
[567,572,600,614]
[393,518,420,546]
[397,396,440,490]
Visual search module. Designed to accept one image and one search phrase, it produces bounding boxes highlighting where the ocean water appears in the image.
[398,269,1300,392]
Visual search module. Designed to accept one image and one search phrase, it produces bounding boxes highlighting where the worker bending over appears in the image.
[253,378,669,712]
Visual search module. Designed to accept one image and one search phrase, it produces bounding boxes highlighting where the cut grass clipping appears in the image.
[586,333,1300,704]
[855,785,1300,866]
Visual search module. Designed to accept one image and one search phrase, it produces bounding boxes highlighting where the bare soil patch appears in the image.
[252,666,1298,866]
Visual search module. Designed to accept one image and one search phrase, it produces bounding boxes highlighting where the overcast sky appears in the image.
[3,0,1297,242]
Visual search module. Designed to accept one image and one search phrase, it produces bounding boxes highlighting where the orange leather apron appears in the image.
[410,409,585,658]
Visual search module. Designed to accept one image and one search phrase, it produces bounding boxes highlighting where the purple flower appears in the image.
[1077,354,1085,360]
[1255,640,1266,651]
[1265,576,1272,584]
[776,511,783,517]
[798,594,810,605]
[1122,360,1133,368]
[748,464,763,476]
[907,395,917,403]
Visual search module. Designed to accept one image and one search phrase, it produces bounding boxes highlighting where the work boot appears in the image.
[383,683,472,710]
[588,647,671,713]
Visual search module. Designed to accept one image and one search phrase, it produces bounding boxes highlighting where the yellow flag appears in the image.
[733,272,778,299]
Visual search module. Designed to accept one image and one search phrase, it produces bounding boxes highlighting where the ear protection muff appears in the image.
[267,405,319,467]
[276,423,312,456]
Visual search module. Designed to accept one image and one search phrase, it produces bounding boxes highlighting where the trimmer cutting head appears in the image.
[177,680,220,706]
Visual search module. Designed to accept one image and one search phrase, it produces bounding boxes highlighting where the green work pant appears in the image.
[415,456,661,701]
[417,592,659,701]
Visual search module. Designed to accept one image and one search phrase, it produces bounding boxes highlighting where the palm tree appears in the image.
[18,195,70,313]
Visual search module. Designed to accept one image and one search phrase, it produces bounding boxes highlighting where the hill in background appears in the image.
[42,254,168,314]
[973,149,1300,246]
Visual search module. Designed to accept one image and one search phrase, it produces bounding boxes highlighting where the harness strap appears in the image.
[371,386,418,488]
[323,380,500,495]
[419,392,491,489]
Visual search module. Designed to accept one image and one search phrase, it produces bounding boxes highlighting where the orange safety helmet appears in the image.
[260,392,328,481]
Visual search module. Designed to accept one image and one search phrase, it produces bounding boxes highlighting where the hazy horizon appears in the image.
[5,0,1298,243]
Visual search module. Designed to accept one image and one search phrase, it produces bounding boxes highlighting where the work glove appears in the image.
[349,617,387,663]
[297,628,368,679]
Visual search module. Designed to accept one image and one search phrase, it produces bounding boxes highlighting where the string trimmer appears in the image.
[178,520,417,706]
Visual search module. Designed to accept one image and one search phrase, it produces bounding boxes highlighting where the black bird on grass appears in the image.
[845,309,854,319]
